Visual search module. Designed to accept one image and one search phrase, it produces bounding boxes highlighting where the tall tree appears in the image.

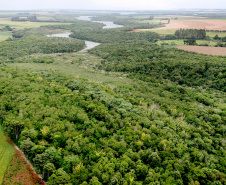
[4,116,24,140]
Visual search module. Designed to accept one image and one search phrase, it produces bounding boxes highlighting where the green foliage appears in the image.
[70,28,160,43]
[33,56,54,64]
[175,29,206,39]
[41,20,104,32]
[90,14,163,29]
[20,138,35,156]
[48,168,70,185]
[0,36,85,61]
[184,39,197,45]
[0,12,226,185]
[90,41,226,91]
[0,66,225,185]
[3,25,12,31]
[12,28,58,38]
[3,116,24,140]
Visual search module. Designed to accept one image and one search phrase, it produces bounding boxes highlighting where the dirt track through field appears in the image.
[177,46,226,56]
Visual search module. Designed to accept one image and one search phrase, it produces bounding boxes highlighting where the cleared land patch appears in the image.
[177,45,226,56]
[0,31,12,41]
[3,149,45,185]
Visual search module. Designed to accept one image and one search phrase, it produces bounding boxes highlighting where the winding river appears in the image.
[48,33,100,52]
[76,16,124,29]
[48,16,123,52]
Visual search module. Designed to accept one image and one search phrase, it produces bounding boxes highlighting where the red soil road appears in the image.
[177,46,226,56]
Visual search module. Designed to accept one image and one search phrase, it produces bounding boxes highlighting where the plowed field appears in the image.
[177,46,226,56]
[153,19,226,31]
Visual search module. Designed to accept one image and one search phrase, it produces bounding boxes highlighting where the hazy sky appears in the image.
[1,0,226,10]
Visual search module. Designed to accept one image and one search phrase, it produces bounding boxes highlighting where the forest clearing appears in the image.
[3,149,45,185]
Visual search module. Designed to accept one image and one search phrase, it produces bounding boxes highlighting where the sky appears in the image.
[0,0,226,10]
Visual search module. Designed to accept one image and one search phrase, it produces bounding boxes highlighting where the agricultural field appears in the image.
[177,45,226,56]
[206,31,226,37]
[158,39,218,46]
[0,126,15,184]
[0,18,71,30]
[129,29,226,38]
[149,19,226,31]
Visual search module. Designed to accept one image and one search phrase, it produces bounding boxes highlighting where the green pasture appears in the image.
[151,29,175,35]
[207,31,226,37]
[7,52,131,85]
[0,126,15,184]
[158,39,218,46]
[0,18,71,30]
[0,31,12,41]
[138,20,163,25]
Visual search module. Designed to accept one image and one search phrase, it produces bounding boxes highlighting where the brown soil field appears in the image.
[177,46,226,56]
[3,137,46,185]
[153,19,226,30]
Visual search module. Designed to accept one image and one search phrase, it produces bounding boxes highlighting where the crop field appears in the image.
[0,18,71,29]
[206,31,226,37]
[154,15,208,20]
[0,126,15,184]
[150,19,226,30]
[177,45,226,56]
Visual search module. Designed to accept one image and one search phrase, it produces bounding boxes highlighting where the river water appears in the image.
[47,16,123,51]
[76,16,124,29]
[48,33,100,52]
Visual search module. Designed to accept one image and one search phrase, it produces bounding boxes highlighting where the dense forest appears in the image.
[0,11,226,185]
[174,29,206,39]
[70,28,160,43]
[89,41,226,91]
[0,36,85,61]
[90,15,163,29]
[0,65,225,185]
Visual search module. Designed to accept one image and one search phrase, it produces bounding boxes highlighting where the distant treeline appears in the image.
[175,29,206,39]
[70,28,160,43]
[206,30,226,33]
[41,21,104,32]
[91,15,164,29]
